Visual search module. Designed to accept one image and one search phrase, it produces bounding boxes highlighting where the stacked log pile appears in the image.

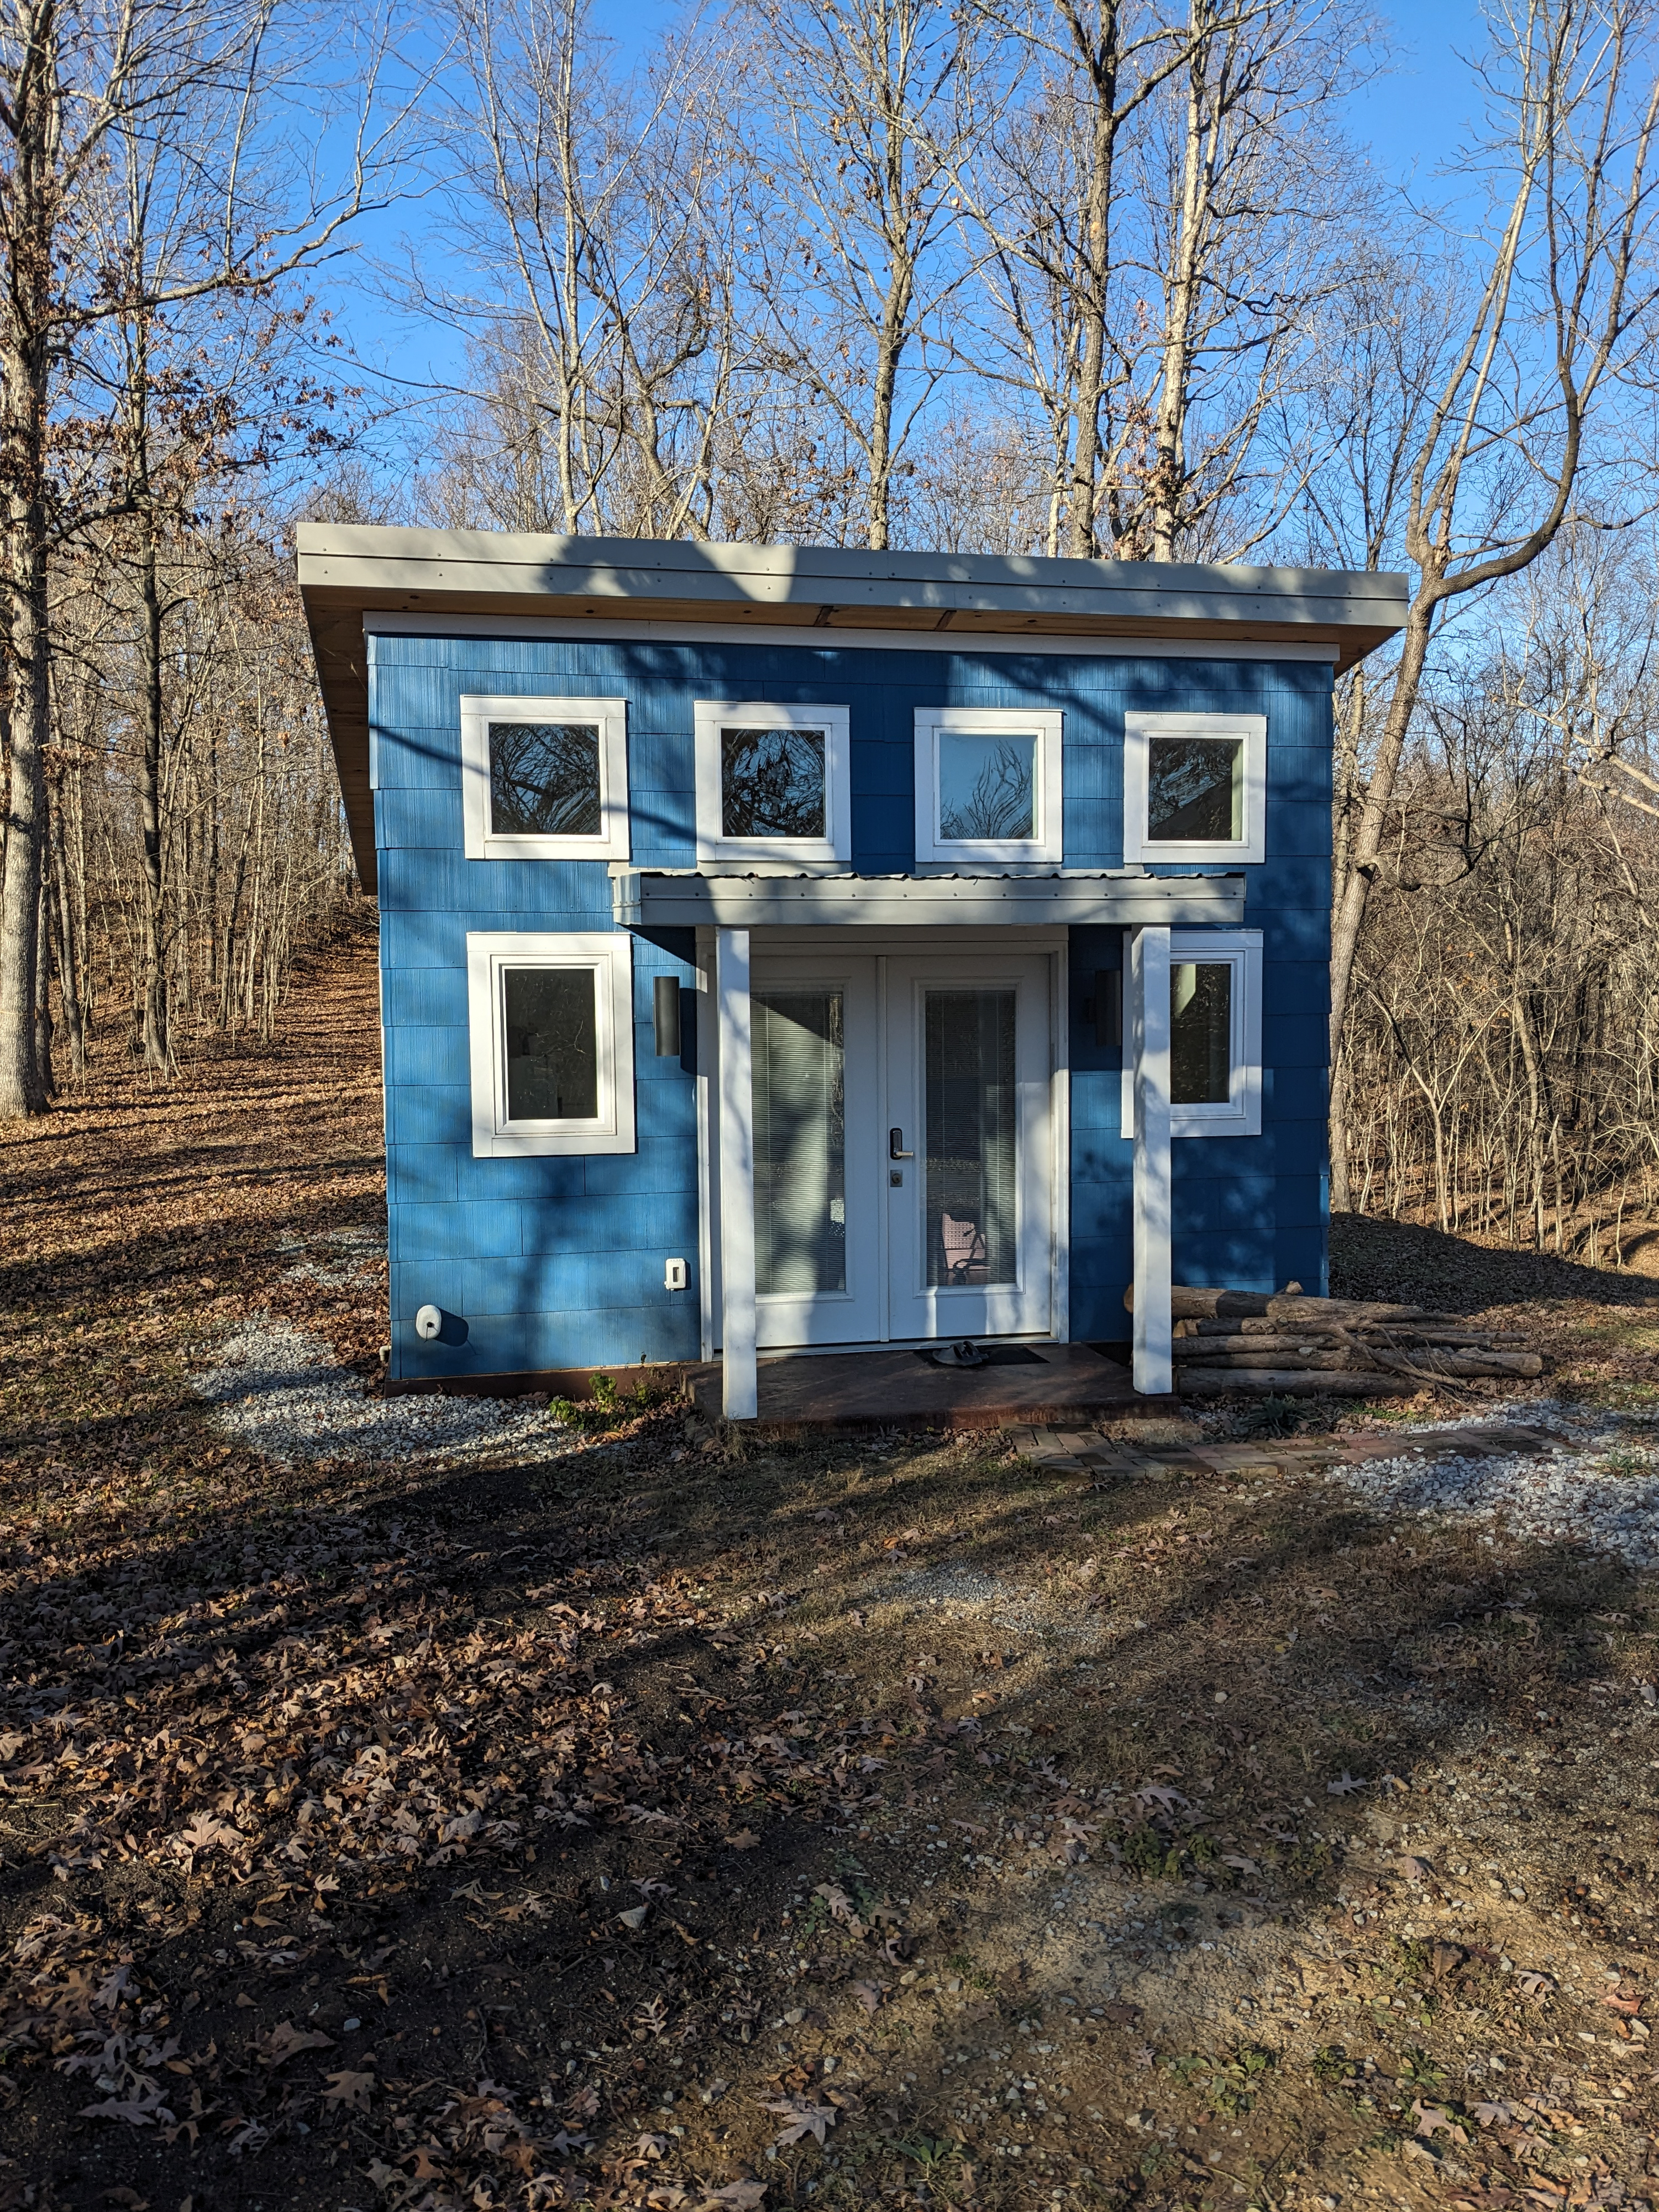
[1129,1286,1544,1397]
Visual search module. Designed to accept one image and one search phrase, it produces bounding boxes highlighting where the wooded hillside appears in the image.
[1,0,1657,1262]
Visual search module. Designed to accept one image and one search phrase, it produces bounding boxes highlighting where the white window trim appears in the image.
[1124,710,1266,865]
[460,693,631,862]
[466,929,636,1157]
[1122,927,1262,1138]
[694,700,851,871]
[914,705,1064,869]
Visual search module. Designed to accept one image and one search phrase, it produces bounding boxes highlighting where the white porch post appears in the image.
[716,926,758,1420]
[1130,925,1173,1396]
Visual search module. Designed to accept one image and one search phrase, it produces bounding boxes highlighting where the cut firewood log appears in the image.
[1127,1285,1434,1323]
[1367,1347,1544,1379]
[1192,1316,1287,1336]
[1183,1326,1349,1348]
[1135,1283,1542,1390]
[1351,1327,1529,1348]
[1170,1339,1352,1366]
[1177,1368,1410,1397]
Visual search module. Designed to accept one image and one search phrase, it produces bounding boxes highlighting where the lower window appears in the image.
[466,931,636,1157]
[1121,928,1262,1137]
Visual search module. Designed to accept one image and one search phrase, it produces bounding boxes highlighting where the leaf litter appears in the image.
[2,933,1659,2212]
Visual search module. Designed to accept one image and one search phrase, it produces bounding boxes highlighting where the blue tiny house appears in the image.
[298,532,1406,1410]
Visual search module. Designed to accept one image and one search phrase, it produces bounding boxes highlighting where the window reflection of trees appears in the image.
[1147,737,1240,842]
[940,739,1035,840]
[722,727,826,837]
[489,723,603,835]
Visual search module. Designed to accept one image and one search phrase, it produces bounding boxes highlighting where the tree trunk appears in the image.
[866,253,915,551]
[49,772,85,1078]
[0,0,57,1120]
[33,860,54,1097]
[1327,592,1439,1186]
[0,549,50,1118]
[135,523,174,1073]
[1149,14,1208,561]
[1063,14,1120,559]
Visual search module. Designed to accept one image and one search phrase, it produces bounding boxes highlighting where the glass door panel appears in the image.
[886,954,1052,1341]
[749,955,881,1348]
[754,990,847,1295]
[924,990,1017,1288]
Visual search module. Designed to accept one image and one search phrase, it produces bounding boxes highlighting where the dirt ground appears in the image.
[3,922,1659,2212]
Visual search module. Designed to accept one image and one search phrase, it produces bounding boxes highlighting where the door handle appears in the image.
[889,1127,914,1160]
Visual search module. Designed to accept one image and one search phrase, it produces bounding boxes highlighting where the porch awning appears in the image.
[610,867,1245,931]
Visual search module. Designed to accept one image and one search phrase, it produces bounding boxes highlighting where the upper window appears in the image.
[1121,928,1263,1138]
[1124,712,1266,865]
[695,701,851,869]
[466,931,636,1157]
[460,694,630,862]
[915,707,1063,868]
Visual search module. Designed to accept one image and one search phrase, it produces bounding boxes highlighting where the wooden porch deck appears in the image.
[686,1340,1169,1432]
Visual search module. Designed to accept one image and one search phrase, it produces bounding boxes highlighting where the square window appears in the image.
[1124,712,1264,864]
[915,707,1063,868]
[491,721,602,837]
[460,695,629,861]
[695,701,849,869]
[938,731,1036,840]
[722,725,825,839]
[1148,736,1241,844]
[1122,929,1262,1137]
[466,931,636,1156]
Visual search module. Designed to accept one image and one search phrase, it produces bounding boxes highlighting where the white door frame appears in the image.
[701,928,1068,1385]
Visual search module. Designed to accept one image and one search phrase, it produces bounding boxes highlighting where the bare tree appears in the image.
[957,0,1363,560]
[0,0,402,1118]
[421,0,737,538]
[1339,600,1659,1259]
[732,0,985,552]
[1135,0,1372,560]
[1323,0,1659,1210]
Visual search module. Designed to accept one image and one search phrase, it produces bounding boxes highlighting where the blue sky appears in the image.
[309,0,1495,496]
[1349,0,1490,183]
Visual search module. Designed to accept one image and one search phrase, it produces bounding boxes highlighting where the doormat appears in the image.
[915,1343,1048,1368]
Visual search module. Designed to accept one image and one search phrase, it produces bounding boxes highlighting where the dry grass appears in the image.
[2,931,1658,2212]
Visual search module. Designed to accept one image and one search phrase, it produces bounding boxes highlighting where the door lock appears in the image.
[889,1127,914,1160]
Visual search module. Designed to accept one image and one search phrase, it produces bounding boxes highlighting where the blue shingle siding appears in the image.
[370,631,1333,1378]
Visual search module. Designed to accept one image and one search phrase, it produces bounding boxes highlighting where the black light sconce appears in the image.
[653,974,682,1057]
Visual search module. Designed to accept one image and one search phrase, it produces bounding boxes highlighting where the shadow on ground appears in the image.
[2,1404,1657,2212]
[2,937,1656,2212]
[1331,1210,1659,1315]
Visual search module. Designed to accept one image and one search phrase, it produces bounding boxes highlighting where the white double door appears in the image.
[749,947,1054,1349]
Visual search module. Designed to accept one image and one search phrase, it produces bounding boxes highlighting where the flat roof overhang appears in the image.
[296,525,1409,892]
[611,868,1247,932]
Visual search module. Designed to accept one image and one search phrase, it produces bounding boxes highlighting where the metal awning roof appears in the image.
[610,868,1246,931]
[295,524,1408,892]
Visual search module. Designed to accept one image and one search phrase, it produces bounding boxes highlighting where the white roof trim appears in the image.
[301,523,1406,631]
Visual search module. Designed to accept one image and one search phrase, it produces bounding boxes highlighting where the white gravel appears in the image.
[275,1223,386,1291]
[1324,1400,1659,1569]
[190,1313,579,1469]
